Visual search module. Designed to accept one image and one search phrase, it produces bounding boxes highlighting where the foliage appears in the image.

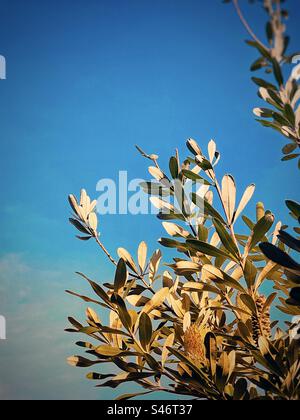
[66,139,299,400]
[66,1,300,400]
[260,200,300,312]
[226,0,300,166]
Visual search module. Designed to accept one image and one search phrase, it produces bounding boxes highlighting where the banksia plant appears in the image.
[66,0,300,400]
[226,0,300,167]
[184,324,208,366]
[251,295,271,346]
[260,200,300,314]
[66,137,300,400]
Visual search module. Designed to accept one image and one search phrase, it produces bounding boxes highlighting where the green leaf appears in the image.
[78,326,100,335]
[242,215,255,230]
[247,213,274,252]
[265,21,273,43]
[157,211,186,222]
[158,237,183,249]
[111,294,133,331]
[66,290,102,306]
[281,154,300,161]
[95,345,124,357]
[198,224,209,242]
[213,218,240,260]
[191,193,227,225]
[283,104,295,126]
[253,107,274,118]
[271,59,284,86]
[186,239,232,260]
[255,119,282,132]
[251,77,276,90]
[169,156,179,179]
[69,218,91,235]
[174,182,191,217]
[139,313,153,351]
[67,356,102,368]
[250,57,266,72]
[282,143,297,155]
[277,231,300,252]
[114,259,128,294]
[240,294,257,315]
[259,243,300,272]
[202,265,247,294]
[98,327,131,337]
[244,258,257,289]
[286,200,300,218]
[233,378,248,400]
[186,138,202,156]
[76,235,92,241]
[195,155,213,171]
[246,40,273,61]
[116,391,153,401]
[182,169,212,185]
[86,372,114,380]
[140,182,170,197]
[76,273,112,307]
[141,287,169,316]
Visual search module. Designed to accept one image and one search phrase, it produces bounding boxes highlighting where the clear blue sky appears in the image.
[0,0,299,400]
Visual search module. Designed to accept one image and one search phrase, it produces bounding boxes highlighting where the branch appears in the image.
[233,0,268,50]
[94,235,118,266]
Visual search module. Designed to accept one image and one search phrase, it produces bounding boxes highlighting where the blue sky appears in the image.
[0,0,299,400]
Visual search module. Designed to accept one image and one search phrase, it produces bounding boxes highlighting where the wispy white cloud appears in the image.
[0,253,108,400]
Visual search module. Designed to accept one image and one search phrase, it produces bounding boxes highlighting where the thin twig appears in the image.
[233,0,268,50]
[94,235,118,266]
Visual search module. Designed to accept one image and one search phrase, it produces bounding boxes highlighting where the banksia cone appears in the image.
[184,324,207,366]
[251,295,271,346]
